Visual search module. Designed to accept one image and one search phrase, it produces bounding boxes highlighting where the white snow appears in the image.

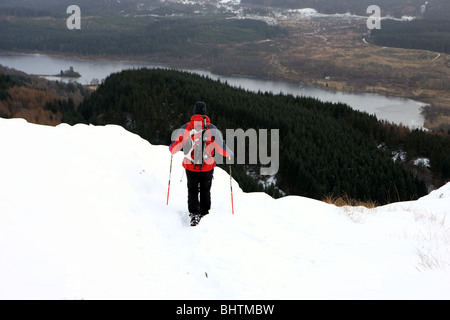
[287,8,318,16]
[0,117,449,300]
[414,157,430,167]
[392,150,407,162]
[401,16,416,22]
[219,0,240,4]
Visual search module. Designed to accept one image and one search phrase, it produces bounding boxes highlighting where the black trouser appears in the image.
[186,169,214,216]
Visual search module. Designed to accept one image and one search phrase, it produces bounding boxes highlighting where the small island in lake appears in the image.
[56,66,81,78]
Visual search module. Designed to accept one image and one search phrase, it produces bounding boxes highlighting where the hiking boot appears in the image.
[190,214,201,226]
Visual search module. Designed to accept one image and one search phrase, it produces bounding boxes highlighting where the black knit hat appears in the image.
[193,101,207,115]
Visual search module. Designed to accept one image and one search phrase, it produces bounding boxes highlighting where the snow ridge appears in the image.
[0,118,449,299]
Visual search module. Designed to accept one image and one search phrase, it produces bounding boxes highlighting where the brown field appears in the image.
[201,16,450,132]
[275,18,450,131]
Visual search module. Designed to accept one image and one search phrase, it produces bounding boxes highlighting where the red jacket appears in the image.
[170,115,232,172]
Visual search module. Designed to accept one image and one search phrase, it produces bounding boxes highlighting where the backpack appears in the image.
[184,116,211,170]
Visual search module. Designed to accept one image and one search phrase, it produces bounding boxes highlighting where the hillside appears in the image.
[0,65,90,125]
[0,117,448,300]
[3,67,450,205]
[242,0,428,17]
[58,68,450,204]
[2,0,441,19]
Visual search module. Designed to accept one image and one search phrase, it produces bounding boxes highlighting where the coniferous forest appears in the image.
[0,74,14,100]
[370,19,450,54]
[50,68,450,205]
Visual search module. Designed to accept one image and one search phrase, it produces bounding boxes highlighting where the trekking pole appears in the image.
[166,153,173,205]
[229,156,234,214]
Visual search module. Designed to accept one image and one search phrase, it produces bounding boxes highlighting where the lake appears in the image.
[0,53,426,128]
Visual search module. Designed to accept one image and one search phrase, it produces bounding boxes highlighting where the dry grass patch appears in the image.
[323,193,378,209]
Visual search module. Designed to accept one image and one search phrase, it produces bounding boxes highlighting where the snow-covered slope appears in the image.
[0,118,449,300]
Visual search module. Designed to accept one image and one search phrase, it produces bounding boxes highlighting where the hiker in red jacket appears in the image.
[169,101,233,226]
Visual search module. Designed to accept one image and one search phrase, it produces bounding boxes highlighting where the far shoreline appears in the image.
[0,50,429,129]
[0,49,427,102]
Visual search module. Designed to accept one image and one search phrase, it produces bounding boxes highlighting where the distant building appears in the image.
[59,66,81,78]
